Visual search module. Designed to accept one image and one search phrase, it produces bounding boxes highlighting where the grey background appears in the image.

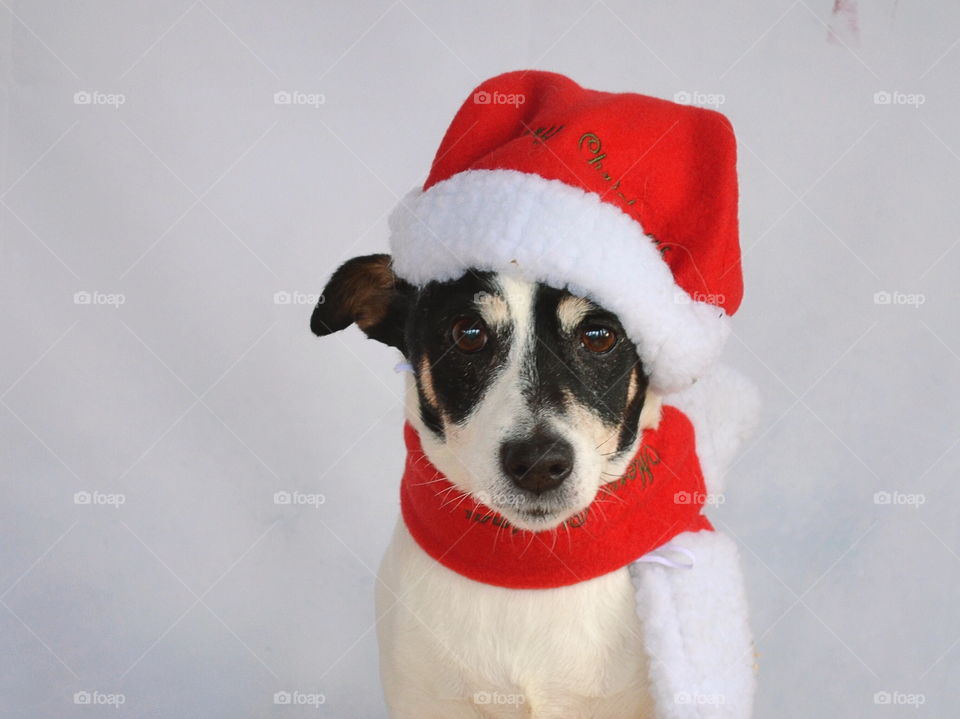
[2,1,958,717]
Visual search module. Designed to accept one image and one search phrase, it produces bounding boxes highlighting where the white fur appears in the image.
[376,521,653,718]
[389,169,731,395]
[376,524,756,719]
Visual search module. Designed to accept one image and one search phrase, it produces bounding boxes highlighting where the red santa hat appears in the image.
[389,70,742,394]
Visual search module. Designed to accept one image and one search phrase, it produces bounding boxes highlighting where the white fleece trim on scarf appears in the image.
[668,364,761,496]
[630,529,756,719]
[388,169,731,395]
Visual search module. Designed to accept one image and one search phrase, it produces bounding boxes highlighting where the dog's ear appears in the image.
[310,254,413,353]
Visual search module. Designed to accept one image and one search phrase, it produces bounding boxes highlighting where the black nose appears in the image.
[500,432,574,494]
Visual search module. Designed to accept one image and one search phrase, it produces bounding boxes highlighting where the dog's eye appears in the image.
[451,316,489,353]
[580,325,617,353]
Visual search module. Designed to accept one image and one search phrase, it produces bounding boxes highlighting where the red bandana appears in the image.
[400,406,713,589]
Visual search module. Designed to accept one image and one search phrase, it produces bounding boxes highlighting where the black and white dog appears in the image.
[313,254,665,717]
[308,68,762,719]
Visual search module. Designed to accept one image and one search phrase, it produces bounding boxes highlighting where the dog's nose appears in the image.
[500,432,574,494]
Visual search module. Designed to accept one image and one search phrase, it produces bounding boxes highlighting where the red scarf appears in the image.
[400,406,713,589]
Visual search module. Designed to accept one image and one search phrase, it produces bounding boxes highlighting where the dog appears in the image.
[307,69,760,719]
[312,253,665,717]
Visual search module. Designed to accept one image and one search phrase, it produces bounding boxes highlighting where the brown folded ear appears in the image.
[310,254,414,353]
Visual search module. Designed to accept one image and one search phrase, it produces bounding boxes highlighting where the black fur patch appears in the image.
[529,286,646,455]
[311,254,414,353]
[404,272,511,436]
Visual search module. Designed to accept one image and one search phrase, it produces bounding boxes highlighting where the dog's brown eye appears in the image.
[580,325,617,353]
[452,317,489,353]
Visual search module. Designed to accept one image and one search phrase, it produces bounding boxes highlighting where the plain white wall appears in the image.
[2,1,958,717]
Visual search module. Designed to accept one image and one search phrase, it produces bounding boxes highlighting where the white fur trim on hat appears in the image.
[388,169,730,394]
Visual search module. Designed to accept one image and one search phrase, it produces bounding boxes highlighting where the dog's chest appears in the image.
[376,522,652,718]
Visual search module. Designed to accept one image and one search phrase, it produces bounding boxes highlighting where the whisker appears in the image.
[435,486,466,507]
[411,475,448,487]
[518,531,538,558]
[597,486,627,504]
[548,526,559,554]
[438,488,469,508]
[595,433,618,451]
[492,519,507,551]
[449,491,474,513]
[592,501,609,523]
[412,454,434,469]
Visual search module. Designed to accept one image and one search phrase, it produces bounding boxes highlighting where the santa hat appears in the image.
[389,70,742,395]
